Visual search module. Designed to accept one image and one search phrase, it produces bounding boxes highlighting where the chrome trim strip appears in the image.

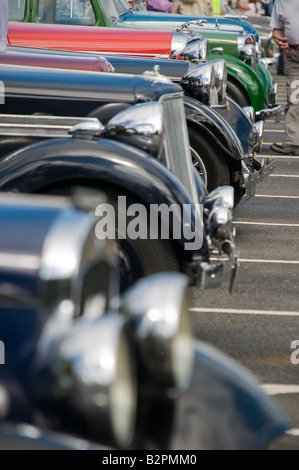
[0,253,40,270]
[255,105,281,121]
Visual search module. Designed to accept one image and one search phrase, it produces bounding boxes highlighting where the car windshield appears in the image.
[38,0,95,25]
[8,0,26,21]
[100,0,131,19]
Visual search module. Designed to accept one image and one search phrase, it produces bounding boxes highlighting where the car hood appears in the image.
[118,11,259,39]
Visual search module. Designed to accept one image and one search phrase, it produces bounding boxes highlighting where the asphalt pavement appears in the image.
[190,64,299,450]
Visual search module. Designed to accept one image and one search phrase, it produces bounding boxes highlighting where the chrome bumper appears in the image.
[241,157,277,201]
[255,104,281,122]
[186,248,239,292]
[198,251,239,293]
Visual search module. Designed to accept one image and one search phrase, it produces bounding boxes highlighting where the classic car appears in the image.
[6,20,281,119]
[0,63,239,293]
[7,0,277,97]
[2,47,273,203]
[0,193,290,450]
[7,0,265,62]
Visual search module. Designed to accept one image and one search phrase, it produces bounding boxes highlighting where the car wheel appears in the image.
[103,191,181,291]
[226,80,251,109]
[38,185,181,292]
[188,127,230,192]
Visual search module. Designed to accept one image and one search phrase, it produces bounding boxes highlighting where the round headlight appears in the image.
[209,59,227,103]
[249,120,264,153]
[181,62,218,106]
[243,106,255,124]
[106,101,164,159]
[119,273,195,393]
[237,34,257,67]
[172,32,208,62]
[33,313,137,449]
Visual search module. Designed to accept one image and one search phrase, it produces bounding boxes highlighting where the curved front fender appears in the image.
[209,53,265,113]
[165,341,291,450]
[184,96,244,162]
[0,137,208,259]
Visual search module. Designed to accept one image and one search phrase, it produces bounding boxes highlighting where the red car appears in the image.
[0,48,113,72]
[7,21,208,60]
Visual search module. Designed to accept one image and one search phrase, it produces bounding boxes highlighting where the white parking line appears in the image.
[270,174,299,177]
[256,155,299,160]
[236,221,299,227]
[286,429,299,437]
[264,129,285,133]
[266,121,286,124]
[189,307,299,316]
[255,195,299,199]
[260,384,299,396]
[239,259,299,264]
[263,142,283,145]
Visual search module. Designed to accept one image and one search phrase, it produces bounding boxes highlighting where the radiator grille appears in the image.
[0,114,98,138]
[159,93,198,206]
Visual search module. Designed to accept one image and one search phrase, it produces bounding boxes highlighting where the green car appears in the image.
[8,0,280,119]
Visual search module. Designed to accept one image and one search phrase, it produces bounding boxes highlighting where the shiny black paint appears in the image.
[184,97,244,162]
[0,205,61,299]
[0,137,208,259]
[162,341,290,450]
[214,97,252,155]
[0,60,247,163]
[0,63,182,117]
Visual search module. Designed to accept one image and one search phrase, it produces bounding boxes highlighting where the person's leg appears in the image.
[271,49,299,155]
[277,51,285,75]
[0,0,8,52]
[284,49,299,146]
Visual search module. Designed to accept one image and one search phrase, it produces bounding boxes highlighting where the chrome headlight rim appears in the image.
[249,120,264,154]
[172,32,208,62]
[243,106,255,124]
[34,313,138,449]
[208,59,227,103]
[105,101,164,159]
[119,273,195,393]
[181,62,218,106]
[256,39,263,61]
[237,34,256,66]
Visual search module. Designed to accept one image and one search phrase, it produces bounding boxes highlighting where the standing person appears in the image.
[236,0,259,15]
[172,0,214,16]
[270,0,299,155]
[146,0,173,11]
[262,0,274,16]
[0,0,8,52]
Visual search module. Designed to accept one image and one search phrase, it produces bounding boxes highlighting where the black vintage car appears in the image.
[0,192,291,450]
[0,63,238,293]
[0,52,274,204]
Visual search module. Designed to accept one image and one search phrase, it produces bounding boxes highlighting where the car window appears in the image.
[8,0,26,21]
[100,0,127,19]
[38,0,95,25]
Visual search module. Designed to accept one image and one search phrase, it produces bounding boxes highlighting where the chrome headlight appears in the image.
[256,39,263,61]
[105,101,164,159]
[172,32,208,62]
[249,120,264,154]
[0,386,9,421]
[33,313,137,449]
[243,106,255,124]
[181,62,218,106]
[119,273,194,393]
[203,186,235,250]
[237,34,257,67]
[209,59,227,103]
